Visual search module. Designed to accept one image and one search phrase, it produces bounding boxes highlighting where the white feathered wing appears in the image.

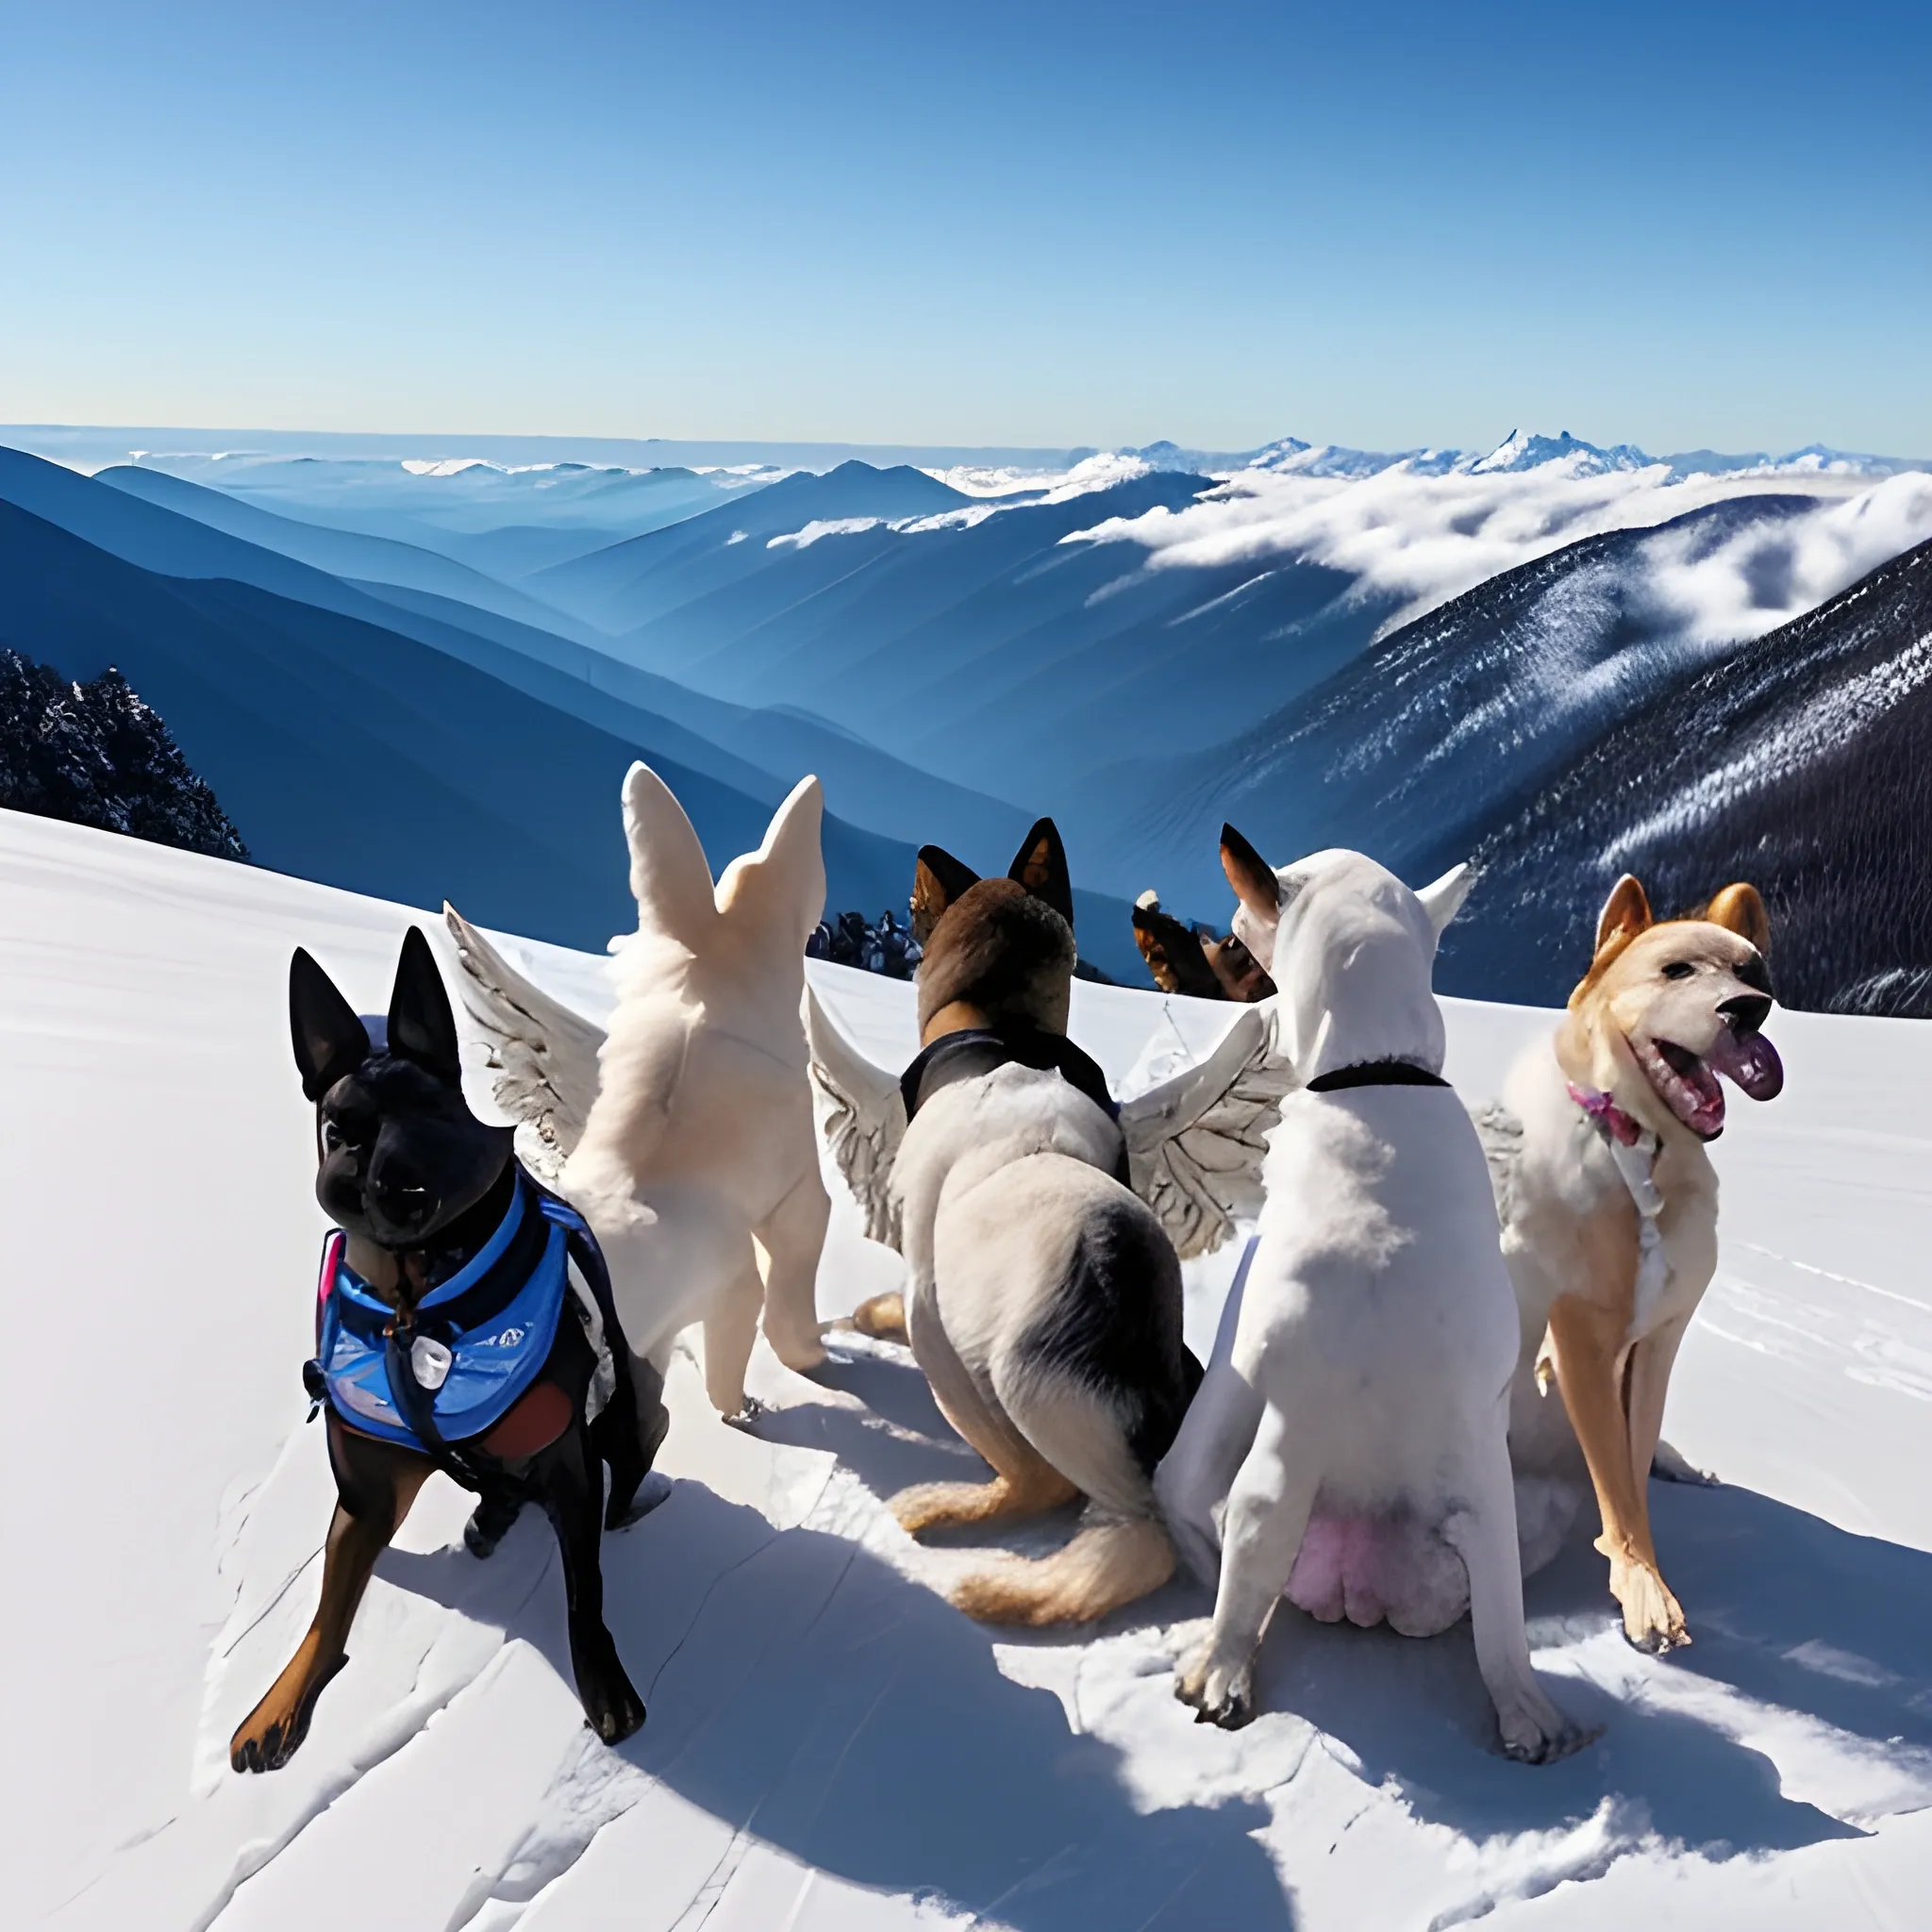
[805,981,1287,1259]
[1120,1001,1291,1259]
[804,979,907,1248]
[441,904,608,1185]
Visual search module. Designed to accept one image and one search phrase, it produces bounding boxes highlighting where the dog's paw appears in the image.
[229,1652,346,1774]
[1500,1713,1601,1765]
[1495,1690,1601,1765]
[1607,1556,1690,1653]
[848,1291,908,1342]
[765,1327,829,1374]
[579,1657,646,1746]
[720,1395,766,1430]
[1650,1439,1719,1487]
[610,1470,675,1528]
[464,1492,525,1559]
[1174,1647,1256,1729]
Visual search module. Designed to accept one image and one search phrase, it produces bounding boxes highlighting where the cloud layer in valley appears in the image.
[1065,459,1932,649]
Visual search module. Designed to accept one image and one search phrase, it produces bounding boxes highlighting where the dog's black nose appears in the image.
[1718,992,1772,1036]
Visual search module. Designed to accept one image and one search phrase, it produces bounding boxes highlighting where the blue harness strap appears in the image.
[314,1174,588,1455]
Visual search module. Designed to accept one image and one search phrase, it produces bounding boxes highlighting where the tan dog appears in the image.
[1483,874,1784,1653]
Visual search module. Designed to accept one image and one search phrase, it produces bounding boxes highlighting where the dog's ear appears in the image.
[387,926,462,1087]
[1008,818,1074,931]
[290,948,370,1103]
[623,760,719,941]
[1703,881,1771,954]
[911,844,980,944]
[1415,861,1474,941]
[1592,874,1654,957]
[716,773,826,944]
[1220,824,1280,921]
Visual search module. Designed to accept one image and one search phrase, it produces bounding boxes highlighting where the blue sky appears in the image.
[3,0,1927,454]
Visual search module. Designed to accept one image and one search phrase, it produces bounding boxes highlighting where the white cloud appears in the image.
[919,450,1155,505]
[765,516,886,549]
[1639,472,1932,647]
[1059,456,1932,644]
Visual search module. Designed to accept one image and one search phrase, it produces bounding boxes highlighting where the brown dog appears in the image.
[1485,875,1784,1652]
[1131,891,1274,1002]
[847,826,1089,1343]
[841,821,1201,1621]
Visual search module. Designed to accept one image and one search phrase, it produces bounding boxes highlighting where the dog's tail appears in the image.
[949,1513,1175,1626]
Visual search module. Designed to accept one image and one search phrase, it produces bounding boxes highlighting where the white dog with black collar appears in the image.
[1160,834,1590,1762]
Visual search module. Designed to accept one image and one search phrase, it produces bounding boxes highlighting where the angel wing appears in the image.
[804,979,907,1248]
[1121,1002,1292,1260]
[441,903,608,1186]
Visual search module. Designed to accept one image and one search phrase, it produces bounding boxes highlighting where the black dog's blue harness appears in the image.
[307,1167,627,1472]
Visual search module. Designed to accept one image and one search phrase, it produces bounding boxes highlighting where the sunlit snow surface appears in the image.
[8,811,1931,1930]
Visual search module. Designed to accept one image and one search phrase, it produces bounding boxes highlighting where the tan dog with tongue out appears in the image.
[1482,874,1784,1655]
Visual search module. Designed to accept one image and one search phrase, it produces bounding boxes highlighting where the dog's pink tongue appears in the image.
[1709,1028,1784,1101]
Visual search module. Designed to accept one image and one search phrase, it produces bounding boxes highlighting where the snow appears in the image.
[8,808,1932,1929]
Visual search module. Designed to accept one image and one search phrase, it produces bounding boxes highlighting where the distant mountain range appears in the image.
[93,463,621,642]
[530,466,1395,810]
[0,445,1141,974]
[528,460,976,633]
[94,451,769,575]
[0,491,900,949]
[5,425,1930,1010]
[1118,429,1932,483]
[9,422,1928,485]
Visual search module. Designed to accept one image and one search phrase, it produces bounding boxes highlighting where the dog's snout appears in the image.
[1718,992,1772,1036]
[368,1161,435,1226]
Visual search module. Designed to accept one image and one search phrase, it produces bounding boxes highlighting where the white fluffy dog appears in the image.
[1160,829,1589,1761]
[444,763,831,1417]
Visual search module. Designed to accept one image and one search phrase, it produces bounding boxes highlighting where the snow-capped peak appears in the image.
[1465,428,1659,476]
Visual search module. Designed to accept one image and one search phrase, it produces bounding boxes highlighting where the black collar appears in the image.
[1305,1059,1451,1093]
[900,1022,1120,1124]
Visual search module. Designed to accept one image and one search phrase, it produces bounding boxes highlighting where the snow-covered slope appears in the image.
[1453,535,1932,1014]
[1091,473,1932,918]
[9,810,1931,1930]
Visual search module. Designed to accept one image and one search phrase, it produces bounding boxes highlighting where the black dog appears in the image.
[231,927,658,1773]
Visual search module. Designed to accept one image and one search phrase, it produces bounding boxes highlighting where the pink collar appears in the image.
[1567,1081,1651,1148]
